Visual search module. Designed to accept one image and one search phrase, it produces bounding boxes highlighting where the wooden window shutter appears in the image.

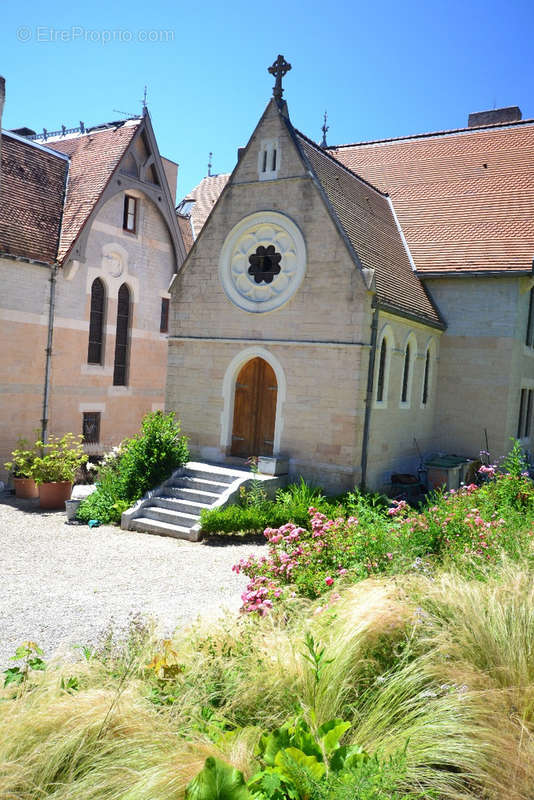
[87,278,105,364]
[113,284,130,386]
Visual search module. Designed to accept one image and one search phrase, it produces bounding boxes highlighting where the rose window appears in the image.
[219,211,306,313]
[248,245,282,284]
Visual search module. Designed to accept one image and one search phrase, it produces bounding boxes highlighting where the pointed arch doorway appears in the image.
[231,357,278,457]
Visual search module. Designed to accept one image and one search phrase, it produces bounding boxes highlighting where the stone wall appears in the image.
[365,313,441,489]
[0,190,175,480]
[427,276,533,462]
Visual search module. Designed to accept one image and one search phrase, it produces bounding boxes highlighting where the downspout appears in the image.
[41,264,57,443]
[360,305,379,490]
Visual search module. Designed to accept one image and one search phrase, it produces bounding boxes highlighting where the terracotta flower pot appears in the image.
[39,481,73,510]
[14,477,39,499]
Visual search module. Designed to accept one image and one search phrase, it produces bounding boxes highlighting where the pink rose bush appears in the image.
[234,455,534,614]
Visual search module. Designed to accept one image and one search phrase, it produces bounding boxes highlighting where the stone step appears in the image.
[186,461,251,483]
[184,468,237,485]
[165,486,223,504]
[152,496,210,514]
[129,516,199,541]
[143,506,199,527]
[168,476,231,493]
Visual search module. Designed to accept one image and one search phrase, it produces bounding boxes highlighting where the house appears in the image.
[165,57,534,492]
[0,77,187,480]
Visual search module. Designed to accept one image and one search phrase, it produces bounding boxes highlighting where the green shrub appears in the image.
[77,412,189,524]
[200,478,345,536]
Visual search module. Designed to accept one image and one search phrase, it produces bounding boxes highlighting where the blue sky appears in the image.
[1,0,533,199]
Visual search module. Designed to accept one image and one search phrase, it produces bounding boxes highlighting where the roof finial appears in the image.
[208,152,213,177]
[321,111,329,148]
[141,85,148,115]
[268,55,291,104]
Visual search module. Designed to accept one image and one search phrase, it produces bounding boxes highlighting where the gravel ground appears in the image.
[0,492,264,668]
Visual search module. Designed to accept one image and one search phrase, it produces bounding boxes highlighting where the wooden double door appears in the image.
[231,357,277,457]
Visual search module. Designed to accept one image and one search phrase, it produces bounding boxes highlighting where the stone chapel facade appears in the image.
[167,65,534,493]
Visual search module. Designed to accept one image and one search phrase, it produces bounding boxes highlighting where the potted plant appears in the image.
[4,439,40,498]
[30,434,88,510]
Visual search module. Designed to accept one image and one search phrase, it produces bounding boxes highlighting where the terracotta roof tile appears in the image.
[0,133,68,264]
[176,213,194,253]
[184,173,230,237]
[328,122,534,273]
[44,121,141,262]
[295,132,443,327]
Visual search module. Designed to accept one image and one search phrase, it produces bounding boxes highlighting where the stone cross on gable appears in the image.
[268,55,292,103]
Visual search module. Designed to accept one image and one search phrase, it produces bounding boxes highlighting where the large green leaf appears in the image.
[274,747,326,781]
[329,743,369,773]
[260,726,292,766]
[316,719,351,755]
[185,757,251,800]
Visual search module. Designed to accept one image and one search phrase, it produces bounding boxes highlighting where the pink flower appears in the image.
[325,576,334,586]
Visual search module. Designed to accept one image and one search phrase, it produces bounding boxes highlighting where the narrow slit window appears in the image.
[271,149,277,171]
[518,388,527,438]
[262,150,268,172]
[527,289,534,347]
[376,338,387,402]
[422,350,430,405]
[526,390,533,438]
[160,297,169,333]
[113,284,130,386]
[87,278,105,364]
[401,344,411,403]
[82,412,100,444]
[123,195,137,233]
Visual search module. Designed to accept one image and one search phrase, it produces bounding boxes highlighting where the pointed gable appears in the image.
[44,120,141,263]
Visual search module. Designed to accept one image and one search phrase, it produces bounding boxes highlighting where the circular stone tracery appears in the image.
[219,212,306,313]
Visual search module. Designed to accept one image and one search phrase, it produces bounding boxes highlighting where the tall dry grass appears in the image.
[1,565,534,798]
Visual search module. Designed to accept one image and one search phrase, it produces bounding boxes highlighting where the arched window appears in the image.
[87,278,105,364]
[401,344,411,404]
[422,349,431,406]
[113,284,130,386]
[376,338,387,403]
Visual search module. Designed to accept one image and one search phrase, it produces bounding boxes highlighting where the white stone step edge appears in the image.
[121,461,284,541]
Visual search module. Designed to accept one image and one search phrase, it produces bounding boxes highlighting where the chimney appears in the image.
[468,106,522,128]
[237,147,246,162]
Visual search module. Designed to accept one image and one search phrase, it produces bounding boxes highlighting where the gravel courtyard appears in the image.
[0,493,264,668]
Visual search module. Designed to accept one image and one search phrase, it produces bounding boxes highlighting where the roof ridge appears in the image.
[327,117,534,150]
[294,128,387,196]
[31,118,141,144]
[1,128,70,159]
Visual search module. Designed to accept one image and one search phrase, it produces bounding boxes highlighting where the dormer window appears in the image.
[123,195,137,233]
[258,138,280,180]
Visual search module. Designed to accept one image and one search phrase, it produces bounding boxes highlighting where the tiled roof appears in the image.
[328,121,534,274]
[183,173,230,237]
[176,213,194,253]
[0,132,68,264]
[44,120,141,262]
[295,131,443,327]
